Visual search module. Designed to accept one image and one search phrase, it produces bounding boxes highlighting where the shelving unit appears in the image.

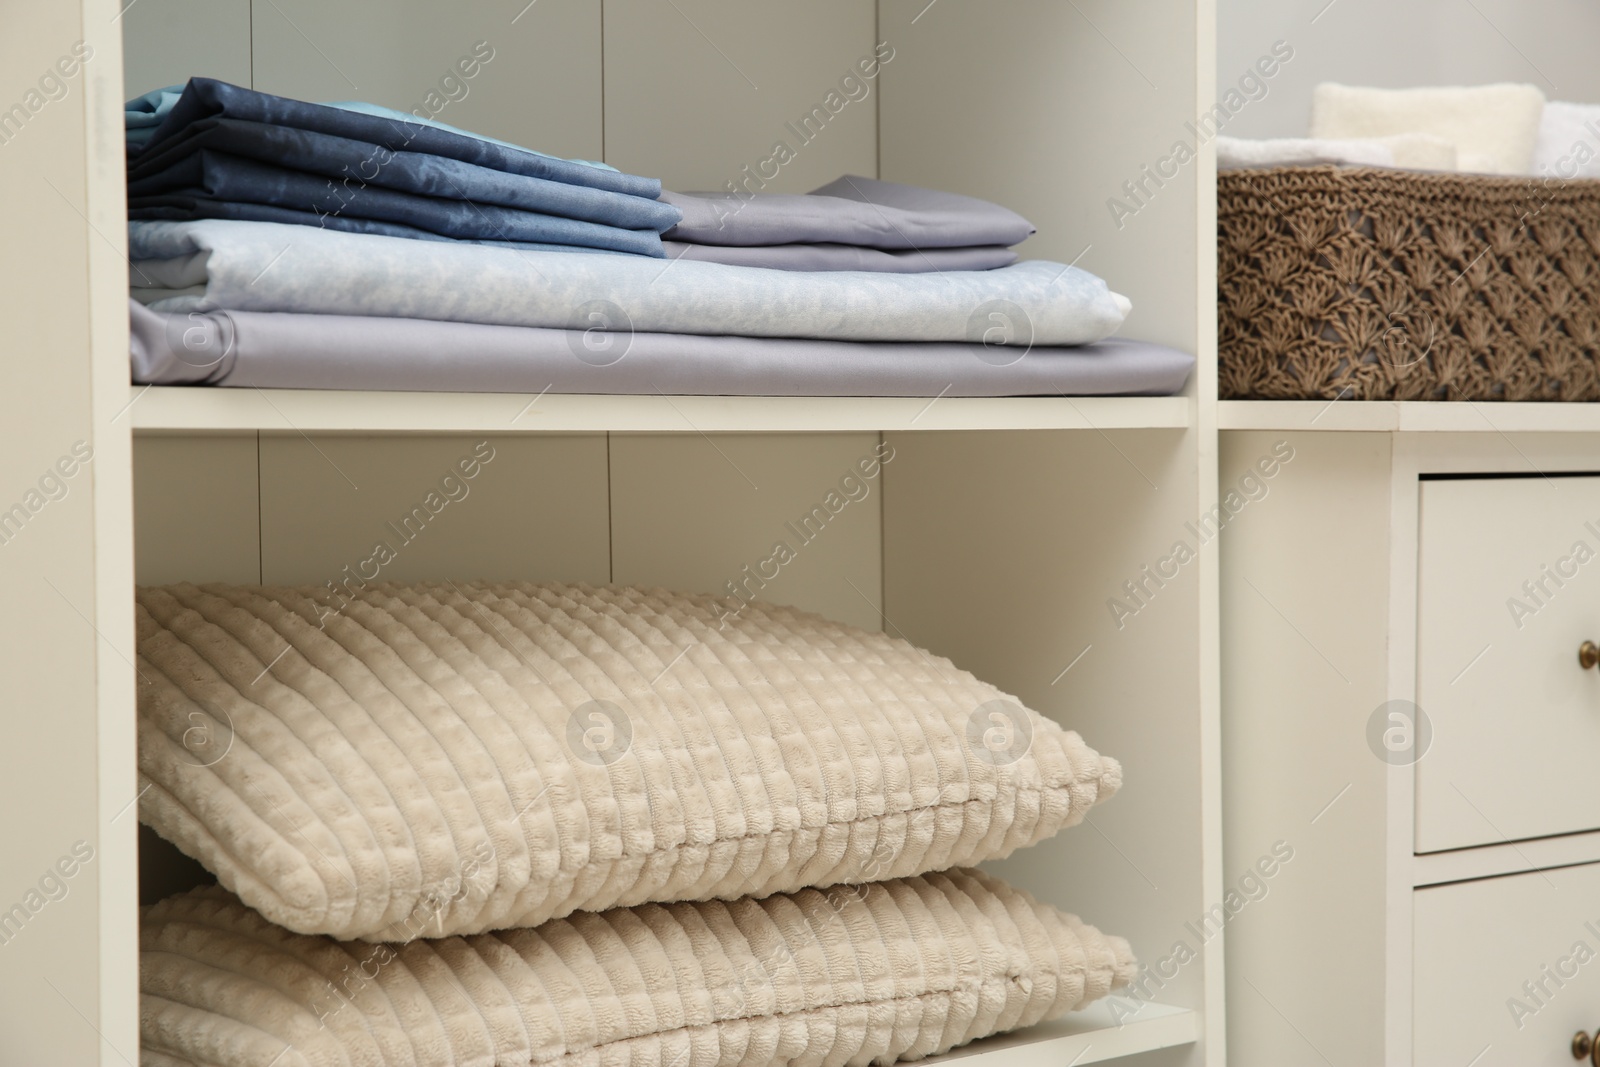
[1,2,1223,1066]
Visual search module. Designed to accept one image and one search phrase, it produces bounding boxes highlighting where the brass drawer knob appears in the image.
[1576,1029,1594,1059]
[1581,641,1600,670]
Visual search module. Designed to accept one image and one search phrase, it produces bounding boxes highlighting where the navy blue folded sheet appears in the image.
[127,151,668,256]
[133,78,660,200]
[124,198,624,255]
[127,118,680,231]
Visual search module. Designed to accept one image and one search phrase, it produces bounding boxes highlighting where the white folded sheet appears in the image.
[128,219,1132,346]
[1217,133,1457,171]
[1309,82,1545,175]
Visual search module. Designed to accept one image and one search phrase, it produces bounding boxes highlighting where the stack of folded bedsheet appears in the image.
[126,80,1195,397]
[126,78,680,256]
[135,581,1138,1067]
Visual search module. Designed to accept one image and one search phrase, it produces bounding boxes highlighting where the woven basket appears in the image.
[1218,166,1600,401]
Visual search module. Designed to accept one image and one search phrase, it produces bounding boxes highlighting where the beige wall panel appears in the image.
[1219,0,1600,139]
[878,0,1198,352]
[258,434,611,586]
[132,435,261,585]
[252,0,603,161]
[121,0,252,97]
[1219,430,1392,1067]
[609,433,884,631]
[603,0,877,192]
[882,429,1206,1027]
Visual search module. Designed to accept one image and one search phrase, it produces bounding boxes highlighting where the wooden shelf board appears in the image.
[126,387,1192,435]
[1220,399,1600,433]
[931,1000,1198,1067]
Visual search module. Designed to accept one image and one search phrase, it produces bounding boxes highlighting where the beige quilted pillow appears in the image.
[141,870,1136,1067]
[136,582,1120,941]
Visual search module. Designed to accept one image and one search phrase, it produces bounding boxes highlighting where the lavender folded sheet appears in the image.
[128,301,1193,397]
[135,78,660,199]
[660,241,1017,273]
[663,175,1036,249]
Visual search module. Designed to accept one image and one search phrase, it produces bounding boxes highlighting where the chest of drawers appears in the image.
[1222,429,1600,1067]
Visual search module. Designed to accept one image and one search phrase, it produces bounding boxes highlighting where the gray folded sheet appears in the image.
[129,300,1193,397]
[662,175,1036,249]
[659,241,1018,273]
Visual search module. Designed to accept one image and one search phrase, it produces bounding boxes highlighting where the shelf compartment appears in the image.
[127,386,1192,434]
[1219,399,1600,433]
[940,1001,1197,1067]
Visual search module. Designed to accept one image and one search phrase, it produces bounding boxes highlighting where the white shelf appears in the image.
[125,387,1192,435]
[1220,399,1600,433]
[934,1001,1198,1067]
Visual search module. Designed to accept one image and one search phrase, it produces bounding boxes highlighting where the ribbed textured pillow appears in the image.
[141,870,1136,1067]
[136,582,1121,940]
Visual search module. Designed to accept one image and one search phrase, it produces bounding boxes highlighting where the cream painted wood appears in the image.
[257,434,612,586]
[121,0,251,96]
[251,0,604,162]
[878,0,1199,354]
[1414,476,1600,853]
[1221,431,1600,1067]
[1414,829,1600,888]
[1220,431,1395,1067]
[132,435,260,584]
[608,433,883,632]
[941,998,1197,1066]
[881,428,1212,1064]
[601,0,876,193]
[1219,400,1600,434]
[1414,861,1600,1067]
[129,388,1195,433]
[0,1,137,1063]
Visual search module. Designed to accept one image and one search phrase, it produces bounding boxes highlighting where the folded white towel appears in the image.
[1217,133,1457,171]
[1217,135,1392,169]
[1310,82,1545,175]
[1533,100,1600,180]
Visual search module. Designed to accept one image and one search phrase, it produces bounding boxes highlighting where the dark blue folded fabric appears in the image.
[128,151,666,256]
[135,78,660,200]
[124,197,626,255]
[127,118,680,231]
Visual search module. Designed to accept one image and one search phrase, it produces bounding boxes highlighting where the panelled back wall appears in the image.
[1217,0,1600,138]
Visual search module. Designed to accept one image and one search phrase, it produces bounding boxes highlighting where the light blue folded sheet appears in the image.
[128,219,1133,345]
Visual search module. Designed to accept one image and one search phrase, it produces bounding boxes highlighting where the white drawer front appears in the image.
[1416,476,1600,852]
[1416,862,1600,1067]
